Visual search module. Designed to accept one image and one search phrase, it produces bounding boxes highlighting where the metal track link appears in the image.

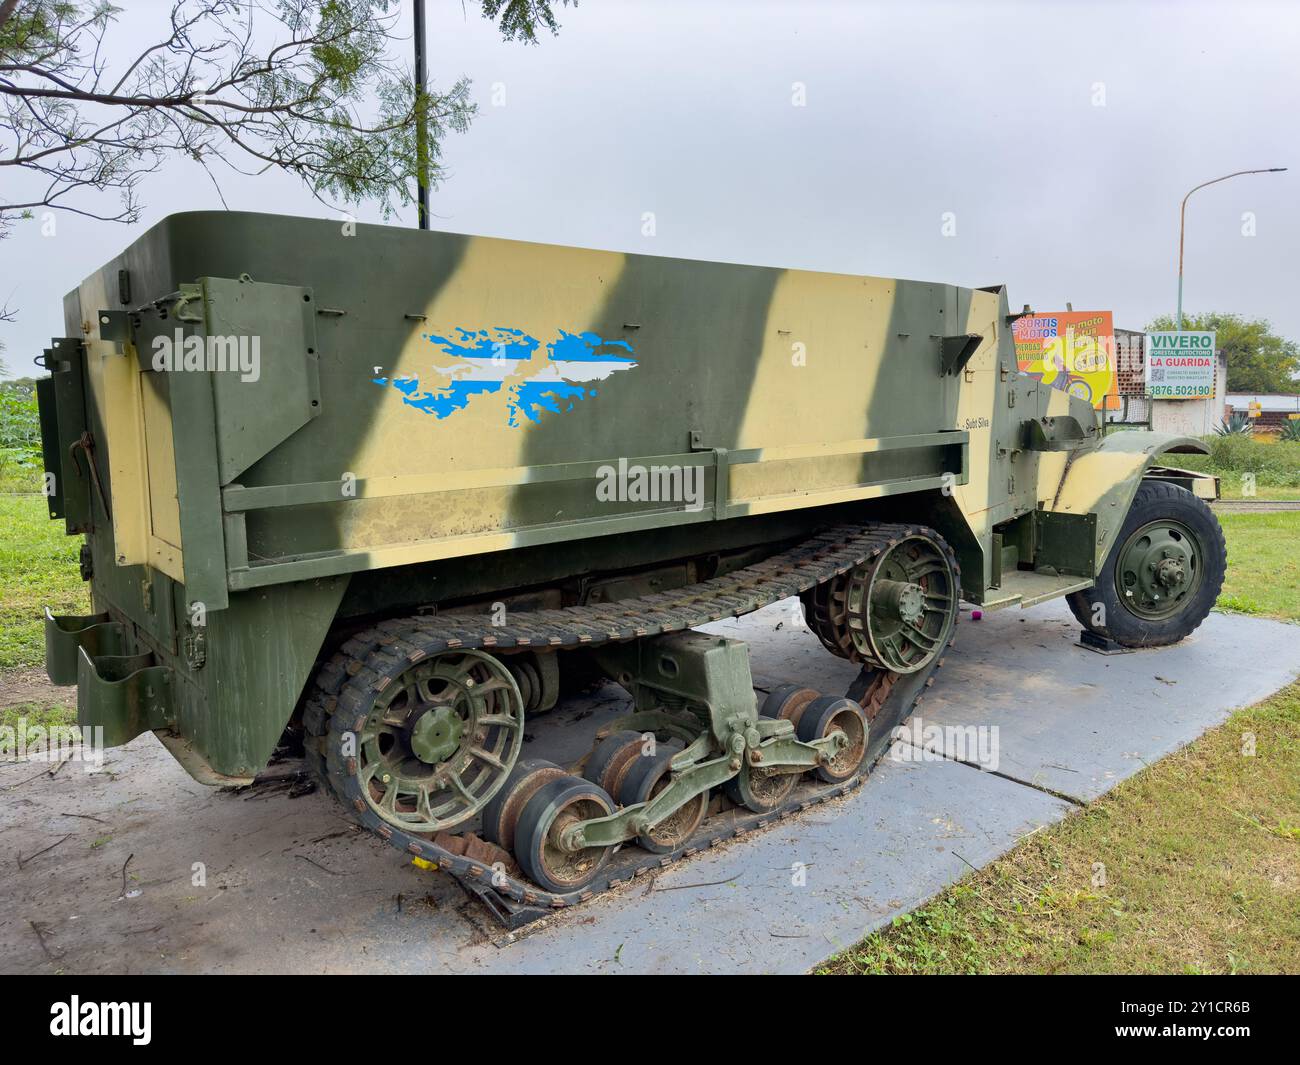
[303,523,957,923]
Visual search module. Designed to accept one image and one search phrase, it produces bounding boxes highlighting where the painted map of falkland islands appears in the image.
[372,327,637,427]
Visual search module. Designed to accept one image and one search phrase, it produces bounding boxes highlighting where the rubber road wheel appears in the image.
[583,730,647,798]
[795,695,868,784]
[722,762,798,813]
[514,776,615,894]
[1068,479,1226,648]
[617,745,707,855]
[481,758,565,853]
[760,684,820,732]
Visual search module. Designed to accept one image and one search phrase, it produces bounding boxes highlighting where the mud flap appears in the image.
[47,607,175,747]
[76,645,174,748]
[45,609,117,685]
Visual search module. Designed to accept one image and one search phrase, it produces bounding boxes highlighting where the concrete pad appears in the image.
[0,731,1067,974]
[917,600,1300,801]
[1,601,1295,974]
[0,741,471,974]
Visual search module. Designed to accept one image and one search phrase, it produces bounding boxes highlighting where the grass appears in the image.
[821,682,1300,975]
[1169,434,1300,499]
[0,450,44,494]
[1217,479,1300,501]
[1215,513,1300,622]
[0,700,78,737]
[0,491,90,671]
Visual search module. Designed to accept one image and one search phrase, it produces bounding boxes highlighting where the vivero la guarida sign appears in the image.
[1144,331,1217,399]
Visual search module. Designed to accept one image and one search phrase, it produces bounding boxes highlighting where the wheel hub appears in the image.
[873,578,927,625]
[354,649,525,833]
[1116,519,1203,620]
[844,532,958,674]
[409,704,464,764]
[1155,556,1186,591]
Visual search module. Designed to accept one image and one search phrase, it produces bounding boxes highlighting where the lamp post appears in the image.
[413,0,429,230]
[1177,167,1285,330]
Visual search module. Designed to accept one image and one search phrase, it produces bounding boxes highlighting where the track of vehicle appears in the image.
[304,523,957,927]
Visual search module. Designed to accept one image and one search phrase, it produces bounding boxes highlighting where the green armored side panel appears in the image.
[58,213,995,591]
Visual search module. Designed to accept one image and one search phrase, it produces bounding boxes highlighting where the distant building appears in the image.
[1225,393,1300,432]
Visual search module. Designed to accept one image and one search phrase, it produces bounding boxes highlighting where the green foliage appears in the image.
[0,382,39,443]
[0,701,79,739]
[1214,513,1300,622]
[1208,434,1300,480]
[1146,313,1300,394]
[1279,420,1300,443]
[482,0,576,43]
[1214,411,1253,436]
[1173,434,1300,491]
[0,380,42,490]
[0,1,571,231]
[0,494,90,670]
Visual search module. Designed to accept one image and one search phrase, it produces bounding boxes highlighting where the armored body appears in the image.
[37,213,1224,920]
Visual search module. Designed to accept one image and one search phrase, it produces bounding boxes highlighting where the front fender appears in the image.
[1044,432,1211,569]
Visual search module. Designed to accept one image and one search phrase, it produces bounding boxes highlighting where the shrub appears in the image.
[1174,434,1300,489]
[0,383,43,492]
[1214,411,1253,436]
[0,383,40,451]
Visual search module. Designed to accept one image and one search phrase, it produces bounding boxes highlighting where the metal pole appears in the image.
[1177,167,1285,330]
[414,0,429,230]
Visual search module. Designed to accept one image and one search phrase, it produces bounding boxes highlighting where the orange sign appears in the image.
[1012,311,1119,410]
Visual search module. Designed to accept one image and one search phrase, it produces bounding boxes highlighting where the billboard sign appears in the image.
[1144,331,1217,399]
[1013,311,1118,410]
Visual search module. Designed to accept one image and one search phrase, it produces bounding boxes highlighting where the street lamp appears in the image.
[1177,167,1286,330]
[413,0,429,230]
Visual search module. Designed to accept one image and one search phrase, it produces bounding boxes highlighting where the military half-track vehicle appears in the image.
[36,212,1225,923]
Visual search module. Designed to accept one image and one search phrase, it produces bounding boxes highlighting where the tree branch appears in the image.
[0,0,566,239]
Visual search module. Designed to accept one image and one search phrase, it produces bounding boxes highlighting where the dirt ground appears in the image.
[0,670,68,711]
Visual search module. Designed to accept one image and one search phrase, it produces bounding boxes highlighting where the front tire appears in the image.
[1068,479,1226,648]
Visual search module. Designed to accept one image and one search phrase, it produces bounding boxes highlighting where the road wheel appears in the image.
[330,646,526,834]
[723,762,798,813]
[582,730,648,798]
[795,696,869,784]
[616,745,708,854]
[514,776,615,893]
[1069,479,1226,648]
[759,684,820,731]
[481,758,566,854]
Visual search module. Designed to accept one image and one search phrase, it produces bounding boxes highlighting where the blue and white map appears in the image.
[372,327,637,427]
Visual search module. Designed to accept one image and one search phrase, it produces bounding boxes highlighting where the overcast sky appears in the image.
[3,0,1297,376]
